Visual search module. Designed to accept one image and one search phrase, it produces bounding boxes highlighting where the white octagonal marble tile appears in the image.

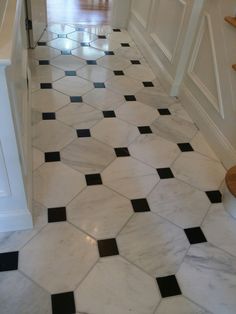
[47,23,75,34]
[48,38,80,50]
[97,55,131,70]
[129,134,180,168]
[169,103,193,122]
[40,30,58,42]
[148,178,210,228]
[177,243,236,314]
[90,38,121,51]
[0,271,51,314]
[67,185,133,239]
[125,64,156,81]
[84,25,113,36]
[202,204,236,257]
[20,223,98,293]
[67,31,97,43]
[50,54,86,71]
[32,89,69,112]
[117,212,189,277]
[83,88,124,110]
[91,118,139,148]
[116,101,159,126]
[33,162,86,207]
[75,256,160,314]
[173,152,225,191]
[33,148,44,171]
[106,76,143,95]
[61,138,115,174]
[57,103,103,129]
[31,65,65,83]
[72,46,105,60]
[191,132,219,161]
[29,46,61,60]
[135,90,177,109]
[115,46,143,60]
[102,157,159,199]
[108,31,133,43]
[77,65,114,82]
[151,116,198,143]
[33,120,75,152]
[53,76,93,96]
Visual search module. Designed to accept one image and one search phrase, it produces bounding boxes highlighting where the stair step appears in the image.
[224,16,236,28]
[225,166,236,197]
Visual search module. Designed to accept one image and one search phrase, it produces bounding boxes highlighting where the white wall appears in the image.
[128,0,236,168]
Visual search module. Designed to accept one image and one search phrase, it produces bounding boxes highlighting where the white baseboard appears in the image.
[0,210,33,232]
[180,85,236,169]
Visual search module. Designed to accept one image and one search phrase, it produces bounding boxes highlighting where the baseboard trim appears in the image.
[0,210,33,232]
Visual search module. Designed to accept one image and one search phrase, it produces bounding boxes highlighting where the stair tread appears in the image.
[225,166,236,197]
[225,16,236,27]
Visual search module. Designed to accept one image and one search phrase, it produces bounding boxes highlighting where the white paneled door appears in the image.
[26,0,47,47]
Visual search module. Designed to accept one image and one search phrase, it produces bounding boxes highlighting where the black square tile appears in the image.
[177,143,194,152]
[97,238,119,257]
[156,275,182,298]
[76,27,85,31]
[124,95,136,101]
[114,70,124,76]
[39,60,50,65]
[45,152,61,162]
[121,43,130,47]
[114,147,130,157]
[0,252,18,272]
[94,82,106,88]
[61,50,71,55]
[157,168,174,179]
[48,207,67,223]
[77,129,91,138]
[98,35,106,39]
[51,291,76,314]
[158,108,171,115]
[138,126,152,134]
[184,227,207,244]
[38,42,47,46]
[113,29,121,32]
[103,110,116,118]
[58,34,67,38]
[70,96,83,103]
[143,81,154,87]
[85,174,103,186]
[81,42,90,47]
[40,83,52,89]
[105,51,114,55]
[42,112,56,120]
[86,60,97,65]
[131,60,141,64]
[65,70,77,76]
[206,190,222,203]
[131,199,150,212]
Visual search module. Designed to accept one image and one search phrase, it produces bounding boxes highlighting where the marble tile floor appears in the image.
[1,24,236,314]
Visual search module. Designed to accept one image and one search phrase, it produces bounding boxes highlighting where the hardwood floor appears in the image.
[47,0,112,25]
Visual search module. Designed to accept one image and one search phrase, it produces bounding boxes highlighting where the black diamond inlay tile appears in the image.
[105,51,114,55]
[103,110,116,118]
[121,43,130,47]
[81,42,90,47]
[131,60,141,64]
[48,207,67,223]
[70,96,83,103]
[61,50,71,55]
[40,83,52,89]
[115,147,130,157]
[156,275,182,298]
[77,129,91,138]
[0,252,18,272]
[124,95,136,101]
[38,42,47,46]
[184,227,207,244]
[143,81,154,87]
[45,152,61,162]
[39,60,50,65]
[87,60,97,65]
[113,29,121,32]
[131,199,150,212]
[94,82,106,88]
[157,168,174,179]
[85,174,103,186]
[138,126,152,134]
[51,291,76,314]
[42,112,56,120]
[65,71,77,76]
[98,35,106,39]
[177,143,194,152]
[206,190,222,203]
[58,34,67,38]
[114,70,124,76]
[158,108,171,115]
[97,238,119,257]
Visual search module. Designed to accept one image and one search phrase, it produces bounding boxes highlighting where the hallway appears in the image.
[1,14,236,314]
